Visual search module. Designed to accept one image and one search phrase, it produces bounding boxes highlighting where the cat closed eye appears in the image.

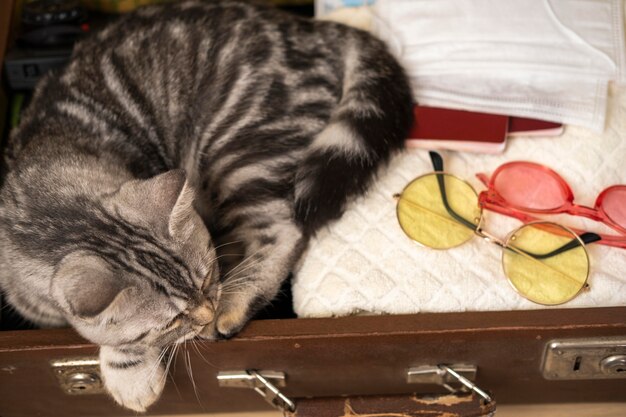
[201,273,215,291]
[164,314,184,331]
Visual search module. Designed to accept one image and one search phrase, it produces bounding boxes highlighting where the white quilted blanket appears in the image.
[292,85,626,317]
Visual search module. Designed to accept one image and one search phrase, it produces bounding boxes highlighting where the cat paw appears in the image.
[100,346,166,412]
[215,303,249,339]
[103,362,165,412]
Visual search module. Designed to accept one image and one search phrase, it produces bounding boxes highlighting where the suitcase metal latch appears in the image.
[50,357,105,395]
[217,370,296,412]
[542,337,626,380]
[407,364,493,405]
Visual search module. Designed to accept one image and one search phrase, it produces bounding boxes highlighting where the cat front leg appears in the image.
[212,219,306,338]
[100,345,167,412]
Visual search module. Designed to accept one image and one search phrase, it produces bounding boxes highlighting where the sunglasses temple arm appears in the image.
[511,232,602,260]
[476,173,489,186]
[429,151,477,231]
[539,232,601,259]
[429,151,445,172]
[579,232,602,245]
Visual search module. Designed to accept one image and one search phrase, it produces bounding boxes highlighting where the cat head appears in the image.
[51,170,220,347]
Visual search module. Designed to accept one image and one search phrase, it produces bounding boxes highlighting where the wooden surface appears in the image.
[1,307,625,416]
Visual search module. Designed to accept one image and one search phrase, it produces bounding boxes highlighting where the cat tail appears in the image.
[294,33,414,235]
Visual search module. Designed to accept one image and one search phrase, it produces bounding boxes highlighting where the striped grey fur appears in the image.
[0,0,413,411]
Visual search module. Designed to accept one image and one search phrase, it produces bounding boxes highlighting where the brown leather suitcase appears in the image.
[1,307,625,416]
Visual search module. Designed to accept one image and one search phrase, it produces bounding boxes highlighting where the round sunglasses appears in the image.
[476,163,626,249]
[394,152,602,306]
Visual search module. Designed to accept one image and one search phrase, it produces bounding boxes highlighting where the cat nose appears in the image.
[189,300,214,326]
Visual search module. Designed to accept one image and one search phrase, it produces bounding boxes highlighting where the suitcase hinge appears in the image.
[407,364,493,405]
[217,369,296,412]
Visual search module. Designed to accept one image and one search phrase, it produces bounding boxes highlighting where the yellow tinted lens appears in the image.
[397,173,481,249]
[502,222,589,305]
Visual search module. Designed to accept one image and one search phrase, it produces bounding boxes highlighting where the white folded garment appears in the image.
[372,0,626,131]
[412,72,609,132]
[292,84,626,318]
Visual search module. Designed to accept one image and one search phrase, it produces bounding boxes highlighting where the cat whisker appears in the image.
[172,342,180,375]
[196,341,215,358]
[222,248,265,280]
[190,340,216,368]
[169,344,180,376]
[218,291,247,296]
[166,345,183,400]
[184,340,202,407]
[160,343,178,387]
[219,287,252,296]
[148,345,170,382]
[149,350,164,381]
[222,271,256,282]
[222,261,263,282]
[220,276,256,291]
[168,369,183,400]
[220,279,256,292]
[222,266,260,287]
[220,283,272,305]
[183,340,190,379]
[218,281,256,293]
[200,239,247,271]
[212,239,244,251]
[205,251,242,266]
[221,276,263,293]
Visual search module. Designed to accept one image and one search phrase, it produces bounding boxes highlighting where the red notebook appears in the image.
[405,105,563,154]
[406,106,509,154]
[508,117,564,137]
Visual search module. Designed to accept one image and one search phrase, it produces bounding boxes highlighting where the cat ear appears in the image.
[120,170,196,239]
[158,170,196,240]
[51,252,132,319]
[143,169,189,221]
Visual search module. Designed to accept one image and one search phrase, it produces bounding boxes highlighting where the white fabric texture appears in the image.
[292,84,626,318]
[372,0,626,131]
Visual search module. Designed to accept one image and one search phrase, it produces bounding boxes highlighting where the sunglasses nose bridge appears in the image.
[573,203,603,219]
[475,227,505,248]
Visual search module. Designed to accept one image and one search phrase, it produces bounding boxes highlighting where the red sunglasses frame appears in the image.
[476,162,626,249]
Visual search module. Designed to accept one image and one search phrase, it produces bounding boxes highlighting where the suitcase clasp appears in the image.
[407,364,493,405]
[217,369,296,412]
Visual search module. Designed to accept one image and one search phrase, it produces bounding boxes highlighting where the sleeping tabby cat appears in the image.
[0,0,412,411]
